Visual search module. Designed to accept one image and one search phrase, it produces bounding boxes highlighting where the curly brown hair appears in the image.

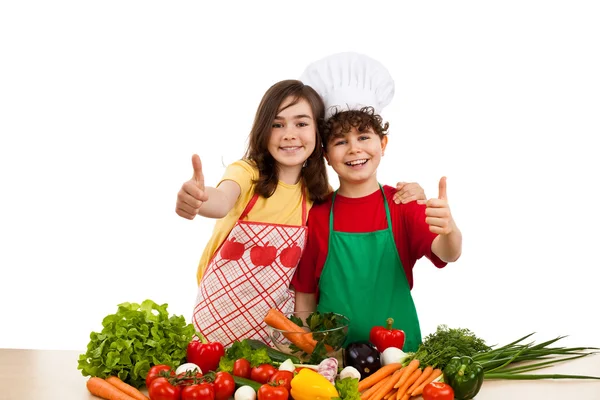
[244,80,330,204]
[320,106,389,149]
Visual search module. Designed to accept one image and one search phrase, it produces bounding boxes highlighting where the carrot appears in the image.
[86,377,138,400]
[383,388,398,399]
[410,368,443,396]
[357,363,403,392]
[399,395,409,400]
[264,308,316,353]
[263,308,334,354]
[360,375,392,400]
[393,359,420,389]
[395,368,421,400]
[369,368,404,400]
[406,365,433,395]
[105,376,149,400]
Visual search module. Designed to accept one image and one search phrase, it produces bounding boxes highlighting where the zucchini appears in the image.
[245,339,301,364]
[233,375,262,392]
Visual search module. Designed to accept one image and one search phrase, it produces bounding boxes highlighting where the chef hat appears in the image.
[299,52,395,120]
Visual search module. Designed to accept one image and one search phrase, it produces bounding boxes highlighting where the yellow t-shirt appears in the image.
[196,160,313,283]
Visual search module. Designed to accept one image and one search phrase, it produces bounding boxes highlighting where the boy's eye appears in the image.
[297,122,308,127]
[359,135,370,141]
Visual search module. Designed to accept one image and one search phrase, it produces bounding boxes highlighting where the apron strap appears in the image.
[380,184,394,233]
[240,185,308,224]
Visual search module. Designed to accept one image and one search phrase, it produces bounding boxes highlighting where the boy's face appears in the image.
[325,126,388,187]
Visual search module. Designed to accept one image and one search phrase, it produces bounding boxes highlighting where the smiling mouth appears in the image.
[345,159,368,166]
[280,146,302,152]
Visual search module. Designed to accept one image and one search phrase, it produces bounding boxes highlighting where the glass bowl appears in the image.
[267,312,349,361]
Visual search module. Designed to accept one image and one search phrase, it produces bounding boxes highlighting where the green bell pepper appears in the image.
[443,356,484,400]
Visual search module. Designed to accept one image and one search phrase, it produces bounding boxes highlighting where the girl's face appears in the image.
[268,96,316,175]
[325,127,388,188]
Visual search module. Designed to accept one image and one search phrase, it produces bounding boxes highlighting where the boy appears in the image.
[292,53,462,352]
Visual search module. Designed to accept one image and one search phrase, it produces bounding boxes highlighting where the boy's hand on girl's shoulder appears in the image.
[175,154,210,220]
[394,181,427,204]
[425,176,456,235]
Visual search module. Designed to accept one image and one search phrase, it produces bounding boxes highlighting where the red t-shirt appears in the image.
[291,185,446,296]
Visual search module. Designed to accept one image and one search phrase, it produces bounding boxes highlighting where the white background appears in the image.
[1,1,599,353]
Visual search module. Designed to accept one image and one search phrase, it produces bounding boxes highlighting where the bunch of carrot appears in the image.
[264,308,331,354]
[357,359,443,400]
[86,376,149,400]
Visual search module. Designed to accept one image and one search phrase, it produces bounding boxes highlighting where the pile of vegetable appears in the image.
[78,300,196,388]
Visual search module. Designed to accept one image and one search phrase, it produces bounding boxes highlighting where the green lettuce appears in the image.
[77,299,195,388]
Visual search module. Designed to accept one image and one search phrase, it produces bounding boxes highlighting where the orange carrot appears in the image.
[264,308,315,353]
[369,368,404,400]
[86,377,138,400]
[263,308,334,354]
[383,388,398,399]
[393,359,420,389]
[105,376,149,400]
[399,394,409,400]
[357,363,403,392]
[395,368,421,400]
[410,368,443,396]
[361,375,392,400]
[406,365,433,395]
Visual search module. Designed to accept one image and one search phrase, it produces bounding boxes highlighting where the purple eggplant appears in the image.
[343,341,382,380]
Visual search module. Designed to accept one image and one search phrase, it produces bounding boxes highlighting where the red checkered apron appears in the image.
[192,190,307,347]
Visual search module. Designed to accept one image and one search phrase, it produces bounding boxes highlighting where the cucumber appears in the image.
[233,375,262,392]
[245,339,301,364]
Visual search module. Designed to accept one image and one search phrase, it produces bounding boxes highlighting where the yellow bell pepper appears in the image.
[290,368,339,400]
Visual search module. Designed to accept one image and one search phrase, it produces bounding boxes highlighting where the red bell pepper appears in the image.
[186,334,225,374]
[369,318,406,352]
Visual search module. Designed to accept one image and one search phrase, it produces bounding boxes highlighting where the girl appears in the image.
[293,53,462,352]
[176,79,426,346]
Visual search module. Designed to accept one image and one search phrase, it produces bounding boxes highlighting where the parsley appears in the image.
[408,324,491,370]
[334,377,361,400]
[288,311,348,364]
[218,339,272,373]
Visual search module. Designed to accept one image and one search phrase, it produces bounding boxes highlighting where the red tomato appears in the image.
[257,383,289,400]
[148,377,182,400]
[250,364,278,384]
[268,370,294,392]
[181,383,215,400]
[233,358,251,379]
[422,381,455,400]
[213,371,235,400]
[146,365,174,388]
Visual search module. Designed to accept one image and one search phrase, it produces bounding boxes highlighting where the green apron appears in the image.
[317,185,422,352]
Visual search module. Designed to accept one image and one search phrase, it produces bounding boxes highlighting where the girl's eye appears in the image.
[334,140,346,146]
[272,123,283,128]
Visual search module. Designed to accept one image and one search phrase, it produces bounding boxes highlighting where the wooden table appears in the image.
[1,349,599,399]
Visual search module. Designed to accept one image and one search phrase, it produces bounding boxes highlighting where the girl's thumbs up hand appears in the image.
[176,154,210,220]
[425,176,455,235]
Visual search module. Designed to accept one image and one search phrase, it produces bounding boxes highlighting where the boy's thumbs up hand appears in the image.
[176,154,210,220]
[425,176,455,235]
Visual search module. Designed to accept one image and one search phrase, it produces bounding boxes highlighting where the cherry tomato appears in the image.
[268,370,294,392]
[233,358,251,379]
[257,383,289,400]
[181,383,215,400]
[146,364,174,388]
[422,381,455,400]
[250,364,278,384]
[148,377,182,400]
[213,371,235,400]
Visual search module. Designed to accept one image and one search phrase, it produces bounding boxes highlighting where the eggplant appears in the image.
[343,341,381,380]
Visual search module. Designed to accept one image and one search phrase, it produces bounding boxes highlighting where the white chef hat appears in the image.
[299,52,395,120]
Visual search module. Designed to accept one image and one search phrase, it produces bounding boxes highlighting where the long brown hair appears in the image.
[244,80,329,203]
